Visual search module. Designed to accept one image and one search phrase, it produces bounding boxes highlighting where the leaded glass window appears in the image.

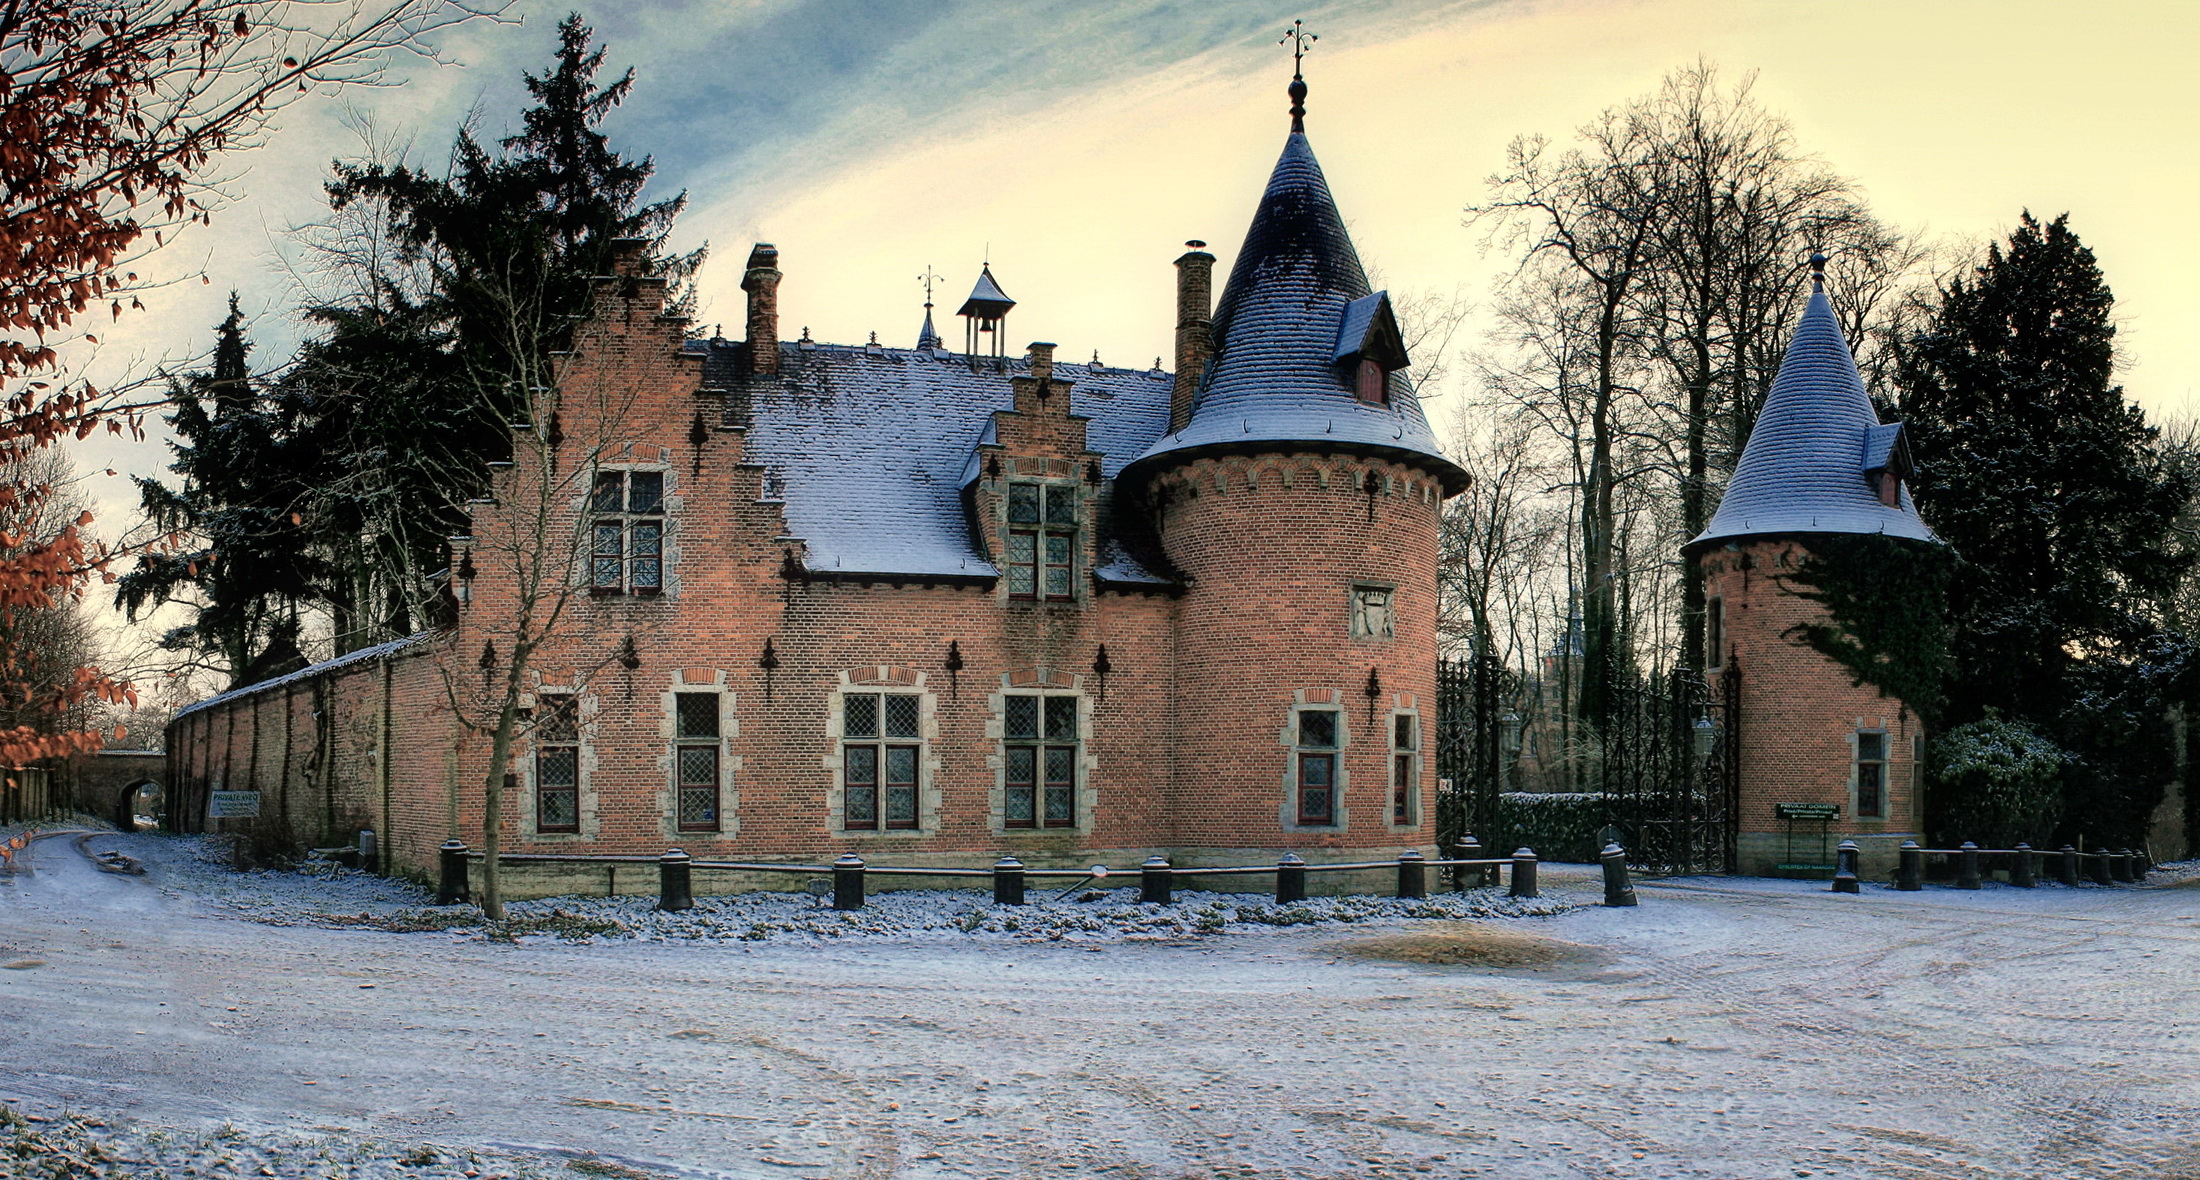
[1004,693,1078,829]
[842,692,922,831]
[589,469,668,594]
[1005,483,1076,602]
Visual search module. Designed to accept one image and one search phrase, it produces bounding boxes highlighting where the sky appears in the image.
[82,0,2200,545]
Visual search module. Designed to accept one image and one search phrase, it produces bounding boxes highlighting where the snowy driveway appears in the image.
[3,832,2195,1180]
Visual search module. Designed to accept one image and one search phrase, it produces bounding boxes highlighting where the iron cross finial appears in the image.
[1280,20,1317,131]
[917,264,940,308]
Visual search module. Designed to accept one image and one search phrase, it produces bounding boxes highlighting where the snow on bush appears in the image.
[1932,713,2065,847]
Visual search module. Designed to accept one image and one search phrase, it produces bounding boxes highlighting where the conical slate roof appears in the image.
[1121,132,1466,493]
[956,266,1015,319]
[1686,283,1938,553]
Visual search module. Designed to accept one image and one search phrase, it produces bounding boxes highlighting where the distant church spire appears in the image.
[1280,19,1317,132]
[916,264,942,349]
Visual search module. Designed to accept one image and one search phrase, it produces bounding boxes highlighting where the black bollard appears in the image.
[1397,850,1427,900]
[1896,840,1923,891]
[658,848,693,912]
[2088,849,2113,886]
[1831,839,1860,894]
[2011,843,2036,888]
[1509,848,1539,899]
[1600,842,1638,907]
[2134,847,2152,879]
[1957,842,1982,890]
[1276,852,1306,903]
[437,839,470,905]
[993,855,1026,905]
[1140,856,1173,905]
[2058,844,2081,887]
[1459,836,1486,888]
[833,853,866,910]
[2109,848,2132,883]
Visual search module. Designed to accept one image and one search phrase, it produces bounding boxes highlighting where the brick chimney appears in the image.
[608,237,651,277]
[1027,341,1055,386]
[1170,241,1214,432]
[742,243,781,378]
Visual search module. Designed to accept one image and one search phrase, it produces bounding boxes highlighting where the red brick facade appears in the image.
[1703,540,1922,875]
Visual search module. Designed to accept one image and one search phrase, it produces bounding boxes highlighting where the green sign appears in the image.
[1775,803,1839,820]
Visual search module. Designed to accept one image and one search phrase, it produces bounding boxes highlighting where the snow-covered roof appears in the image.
[1687,284,1939,553]
[173,633,429,722]
[955,266,1015,319]
[697,341,1176,583]
[1121,132,1466,494]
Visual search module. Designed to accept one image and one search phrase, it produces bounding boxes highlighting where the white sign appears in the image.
[208,791,261,818]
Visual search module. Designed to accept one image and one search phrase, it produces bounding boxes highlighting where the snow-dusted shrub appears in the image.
[1482,791,1609,863]
[1931,714,2064,848]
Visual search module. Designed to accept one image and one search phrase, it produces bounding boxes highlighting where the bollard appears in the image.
[1140,856,1173,905]
[1831,839,1860,894]
[1956,842,1982,890]
[2134,847,2152,879]
[2109,848,2132,883]
[993,855,1026,906]
[1600,842,1638,907]
[2088,848,2113,886]
[658,848,693,912]
[1459,836,1487,888]
[2058,844,2081,887]
[1896,841,1923,891]
[1509,848,1539,899]
[436,839,470,905]
[833,853,866,910]
[2011,843,2036,889]
[1396,850,1427,900]
[1275,852,1306,904]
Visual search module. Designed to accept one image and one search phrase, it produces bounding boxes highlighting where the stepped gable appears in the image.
[1687,282,1939,553]
[693,341,1174,582]
[1120,131,1466,493]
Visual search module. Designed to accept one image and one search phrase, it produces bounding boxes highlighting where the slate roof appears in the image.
[1686,285,1939,553]
[697,341,1176,582]
[1121,132,1467,494]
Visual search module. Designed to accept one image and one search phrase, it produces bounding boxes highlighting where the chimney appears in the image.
[608,237,651,277]
[1171,241,1215,432]
[742,243,781,378]
[1027,341,1055,386]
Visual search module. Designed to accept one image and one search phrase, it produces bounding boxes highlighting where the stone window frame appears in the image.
[823,667,942,838]
[1851,723,1891,822]
[1349,581,1396,641]
[659,670,739,841]
[1001,479,1080,604]
[1387,704,1422,830]
[584,456,678,598]
[520,683,599,842]
[985,669,1099,835]
[1280,688,1350,832]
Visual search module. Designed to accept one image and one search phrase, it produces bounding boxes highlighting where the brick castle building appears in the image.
[164,85,1472,890]
[1684,255,1941,876]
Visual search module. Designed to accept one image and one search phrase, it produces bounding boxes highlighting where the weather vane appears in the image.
[1279,20,1316,131]
[917,264,940,308]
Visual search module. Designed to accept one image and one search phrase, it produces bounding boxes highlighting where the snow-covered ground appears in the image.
[3,828,2196,1180]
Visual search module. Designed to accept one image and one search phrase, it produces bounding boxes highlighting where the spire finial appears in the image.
[1809,250,1828,293]
[917,264,939,310]
[1279,19,1316,132]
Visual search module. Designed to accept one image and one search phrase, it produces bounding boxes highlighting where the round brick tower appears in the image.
[1118,88,1469,867]
[1684,257,1943,878]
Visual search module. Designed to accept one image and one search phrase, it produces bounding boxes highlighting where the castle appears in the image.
[162,79,1938,887]
[162,78,1473,890]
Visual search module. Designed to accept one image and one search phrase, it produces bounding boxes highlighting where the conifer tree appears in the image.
[1896,212,2192,840]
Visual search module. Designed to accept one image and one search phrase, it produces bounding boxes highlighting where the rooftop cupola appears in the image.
[956,263,1015,360]
[1118,49,1466,495]
[1686,254,1939,553]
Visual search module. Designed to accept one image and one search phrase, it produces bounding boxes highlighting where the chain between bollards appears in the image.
[1600,842,1636,906]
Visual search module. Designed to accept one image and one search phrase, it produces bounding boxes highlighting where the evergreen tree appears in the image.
[1896,212,2193,841]
[118,297,325,687]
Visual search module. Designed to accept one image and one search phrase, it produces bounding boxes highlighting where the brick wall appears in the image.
[1705,539,1922,875]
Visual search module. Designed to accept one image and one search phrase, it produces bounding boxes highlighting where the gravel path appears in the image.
[3,828,2195,1180]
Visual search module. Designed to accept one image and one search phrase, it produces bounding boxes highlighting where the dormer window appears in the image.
[1005,482,1076,601]
[1334,290,1409,406]
[1861,422,1914,510]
